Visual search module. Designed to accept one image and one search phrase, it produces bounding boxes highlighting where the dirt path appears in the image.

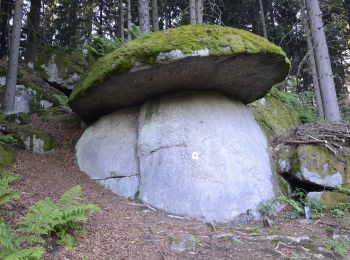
[9,114,346,259]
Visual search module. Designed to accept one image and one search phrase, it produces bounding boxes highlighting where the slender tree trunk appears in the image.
[98,0,103,36]
[26,0,41,65]
[190,0,196,24]
[0,0,10,58]
[345,0,350,28]
[118,0,125,40]
[305,0,341,122]
[85,0,94,42]
[259,0,268,39]
[2,0,24,114]
[196,0,203,24]
[127,0,132,40]
[138,0,150,33]
[151,0,159,31]
[301,0,324,120]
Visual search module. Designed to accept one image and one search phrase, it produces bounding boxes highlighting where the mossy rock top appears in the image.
[69,25,290,120]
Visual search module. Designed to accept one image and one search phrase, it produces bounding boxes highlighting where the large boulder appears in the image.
[69,25,290,121]
[76,91,277,223]
[72,25,290,223]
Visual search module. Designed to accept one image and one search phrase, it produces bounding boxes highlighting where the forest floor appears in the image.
[7,113,350,259]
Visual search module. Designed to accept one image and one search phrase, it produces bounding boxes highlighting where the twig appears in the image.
[148,228,168,260]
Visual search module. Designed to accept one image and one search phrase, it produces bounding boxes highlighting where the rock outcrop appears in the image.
[72,25,290,223]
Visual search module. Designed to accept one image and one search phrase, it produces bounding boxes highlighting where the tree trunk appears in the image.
[259,0,268,39]
[0,0,10,58]
[118,0,125,40]
[2,0,24,114]
[127,0,132,40]
[98,0,103,36]
[138,0,150,34]
[345,0,350,28]
[305,0,341,122]
[26,0,41,65]
[196,0,203,24]
[151,0,159,31]
[190,0,196,24]
[301,0,324,120]
[85,0,94,42]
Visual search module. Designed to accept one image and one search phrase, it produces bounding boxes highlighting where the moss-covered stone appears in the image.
[0,144,15,169]
[276,175,291,197]
[70,25,290,103]
[15,125,57,153]
[5,113,31,125]
[276,144,296,174]
[35,46,88,81]
[251,88,316,138]
[306,191,350,210]
[292,145,350,188]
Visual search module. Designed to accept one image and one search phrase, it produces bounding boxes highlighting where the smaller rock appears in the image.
[170,234,204,253]
[16,127,57,154]
[305,191,350,210]
[292,145,347,188]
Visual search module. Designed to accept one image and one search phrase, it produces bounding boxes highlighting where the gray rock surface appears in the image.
[70,53,289,121]
[76,91,277,223]
[293,146,344,188]
[0,77,36,113]
[76,108,140,194]
[97,176,139,199]
[41,62,80,90]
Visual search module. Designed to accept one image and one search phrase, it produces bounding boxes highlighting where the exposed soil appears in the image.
[6,113,350,259]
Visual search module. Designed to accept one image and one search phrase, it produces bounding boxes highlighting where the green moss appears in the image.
[322,192,350,209]
[5,113,31,125]
[35,46,88,81]
[69,25,290,102]
[277,175,290,197]
[251,94,300,138]
[294,145,350,185]
[251,88,317,138]
[0,144,15,169]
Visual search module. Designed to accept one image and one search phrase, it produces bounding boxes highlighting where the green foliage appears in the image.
[52,94,69,108]
[85,36,123,60]
[331,208,345,219]
[334,186,350,196]
[127,24,141,40]
[269,87,317,124]
[0,222,45,260]
[324,238,350,257]
[308,198,324,219]
[0,172,19,205]
[257,199,277,218]
[0,174,98,258]
[18,186,99,248]
[0,134,17,146]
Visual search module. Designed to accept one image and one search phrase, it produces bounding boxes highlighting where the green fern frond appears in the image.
[58,186,82,207]
[57,231,75,250]
[0,173,19,205]
[3,247,45,260]
[0,221,18,255]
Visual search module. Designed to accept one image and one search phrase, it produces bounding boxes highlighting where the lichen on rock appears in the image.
[291,145,350,188]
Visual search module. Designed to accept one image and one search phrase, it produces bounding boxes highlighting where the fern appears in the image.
[0,134,17,146]
[57,231,75,250]
[0,222,44,260]
[0,172,19,205]
[18,186,98,248]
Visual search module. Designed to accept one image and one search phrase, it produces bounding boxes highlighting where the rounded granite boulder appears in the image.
[69,25,290,121]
